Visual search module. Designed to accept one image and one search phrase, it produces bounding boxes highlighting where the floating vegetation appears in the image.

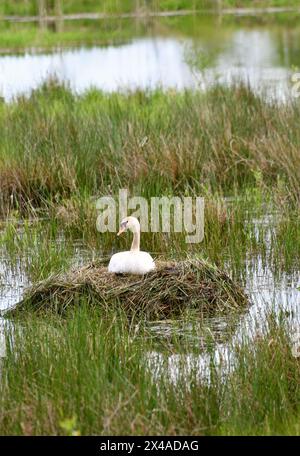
[7,258,249,318]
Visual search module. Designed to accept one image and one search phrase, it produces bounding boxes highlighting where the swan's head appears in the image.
[117,216,140,236]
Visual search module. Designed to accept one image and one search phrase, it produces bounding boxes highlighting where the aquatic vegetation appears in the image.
[0,219,75,282]
[1,82,300,214]
[0,306,300,435]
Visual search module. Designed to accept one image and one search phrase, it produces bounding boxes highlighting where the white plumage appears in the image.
[108,251,155,274]
[108,216,155,275]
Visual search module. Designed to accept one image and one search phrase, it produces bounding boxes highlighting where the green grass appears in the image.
[1,82,300,211]
[0,7,299,53]
[1,305,300,435]
[0,19,143,51]
[1,1,299,17]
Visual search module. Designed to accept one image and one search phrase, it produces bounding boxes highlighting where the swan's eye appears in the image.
[121,221,128,229]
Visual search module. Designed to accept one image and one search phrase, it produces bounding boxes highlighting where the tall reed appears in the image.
[1,82,300,215]
[1,306,300,435]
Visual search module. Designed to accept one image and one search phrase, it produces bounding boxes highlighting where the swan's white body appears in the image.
[108,216,155,275]
[108,251,155,274]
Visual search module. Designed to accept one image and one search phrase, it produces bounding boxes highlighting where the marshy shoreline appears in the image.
[3,6,300,23]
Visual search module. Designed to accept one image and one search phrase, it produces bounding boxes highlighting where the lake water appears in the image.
[0,13,299,101]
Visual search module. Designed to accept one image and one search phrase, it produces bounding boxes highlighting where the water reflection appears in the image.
[0,257,29,312]
[0,24,298,101]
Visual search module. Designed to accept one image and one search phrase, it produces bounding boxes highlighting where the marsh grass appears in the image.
[0,219,74,282]
[1,82,300,216]
[1,305,300,435]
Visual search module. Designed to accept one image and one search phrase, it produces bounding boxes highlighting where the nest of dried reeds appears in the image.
[7,259,249,318]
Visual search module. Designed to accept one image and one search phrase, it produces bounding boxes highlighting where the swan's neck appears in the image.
[130,231,140,252]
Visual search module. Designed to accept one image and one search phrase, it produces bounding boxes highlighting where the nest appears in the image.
[7,259,249,318]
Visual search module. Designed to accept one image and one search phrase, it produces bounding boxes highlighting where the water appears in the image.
[0,14,299,101]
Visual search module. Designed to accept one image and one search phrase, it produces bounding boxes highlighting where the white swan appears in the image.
[108,216,155,275]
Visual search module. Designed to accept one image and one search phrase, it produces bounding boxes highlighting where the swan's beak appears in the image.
[117,226,126,236]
